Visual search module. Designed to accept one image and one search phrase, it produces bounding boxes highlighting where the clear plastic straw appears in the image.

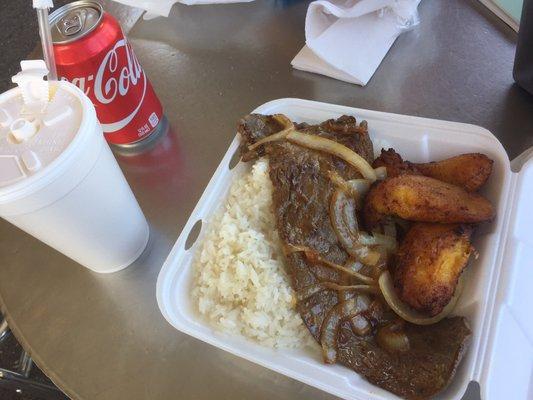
[36,6,58,81]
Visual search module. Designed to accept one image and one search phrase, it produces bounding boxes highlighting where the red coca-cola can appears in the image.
[50,1,164,146]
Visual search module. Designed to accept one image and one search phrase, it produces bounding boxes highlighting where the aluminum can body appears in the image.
[51,1,163,145]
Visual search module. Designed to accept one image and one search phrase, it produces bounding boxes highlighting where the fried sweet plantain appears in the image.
[363,175,495,228]
[415,153,493,192]
[373,148,420,177]
[373,149,493,192]
[392,223,473,316]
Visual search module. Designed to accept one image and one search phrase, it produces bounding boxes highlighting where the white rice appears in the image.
[192,158,315,349]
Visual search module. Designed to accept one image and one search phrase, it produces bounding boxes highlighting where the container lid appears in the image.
[479,147,533,400]
[0,61,82,190]
[49,1,103,44]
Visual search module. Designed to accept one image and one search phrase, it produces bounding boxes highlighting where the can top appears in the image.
[0,61,83,189]
[49,1,103,44]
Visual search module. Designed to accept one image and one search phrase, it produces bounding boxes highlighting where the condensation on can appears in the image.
[49,1,164,146]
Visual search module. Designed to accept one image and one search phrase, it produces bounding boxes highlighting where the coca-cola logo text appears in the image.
[94,38,143,104]
[61,37,148,133]
[63,38,145,103]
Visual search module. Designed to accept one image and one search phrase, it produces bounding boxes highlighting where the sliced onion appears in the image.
[286,131,377,181]
[248,123,377,181]
[284,243,308,254]
[321,302,346,363]
[376,322,410,352]
[296,284,327,301]
[327,171,371,208]
[304,249,376,285]
[346,179,371,198]
[248,114,295,150]
[346,258,379,280]
[320,296,370,363]
[248,129,291,150]
[328,170,351,192]
[297,282,378,302]
[285,244,376,285]
[330,189,382,265]
[344,259,364,273]
[358,248,381,266]
[374,166,388,180]
[330,189,358,236]
[272,114,295,130]
[324,282,379,295]
[378,271,464,326]
[358,232,397,253]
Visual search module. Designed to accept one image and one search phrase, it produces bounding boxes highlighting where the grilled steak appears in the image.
[337,317,470,400]
[237,114,471,400]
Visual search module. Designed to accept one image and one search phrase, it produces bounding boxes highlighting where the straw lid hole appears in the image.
[8,118,40,144]
[11,119,26,130]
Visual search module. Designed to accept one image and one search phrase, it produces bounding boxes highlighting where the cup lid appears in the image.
[0,61,82,189]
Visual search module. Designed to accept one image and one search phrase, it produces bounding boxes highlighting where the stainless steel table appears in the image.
[1,1,531,399]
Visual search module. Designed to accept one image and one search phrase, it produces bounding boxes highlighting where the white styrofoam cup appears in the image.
[0,80,149,273]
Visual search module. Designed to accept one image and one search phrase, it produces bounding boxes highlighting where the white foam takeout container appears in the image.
[157,99,532,400]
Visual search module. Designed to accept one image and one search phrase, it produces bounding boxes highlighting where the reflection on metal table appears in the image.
[0,1,531,400]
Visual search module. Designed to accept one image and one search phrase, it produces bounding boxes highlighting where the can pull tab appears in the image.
[12,60,50,115]
[60,9,87,36]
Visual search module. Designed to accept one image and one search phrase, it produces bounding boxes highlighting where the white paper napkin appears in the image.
[292,0,420,86]
[110,0,254,19]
